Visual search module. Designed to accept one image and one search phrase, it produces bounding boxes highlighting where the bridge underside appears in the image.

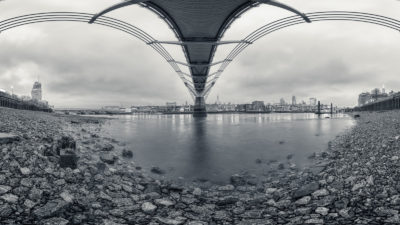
[90,0,311,117]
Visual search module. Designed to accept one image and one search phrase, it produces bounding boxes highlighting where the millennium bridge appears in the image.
[0,1,399,116]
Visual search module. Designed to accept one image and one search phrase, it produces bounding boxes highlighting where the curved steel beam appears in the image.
[0,12,196,98]
[89,0,148,24]
[254,0,311,23]
[202,11,400,97]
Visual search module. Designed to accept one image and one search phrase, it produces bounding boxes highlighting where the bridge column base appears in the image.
[193,97,207,117]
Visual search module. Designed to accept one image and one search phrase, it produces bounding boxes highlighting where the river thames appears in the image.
[100,113,354,184]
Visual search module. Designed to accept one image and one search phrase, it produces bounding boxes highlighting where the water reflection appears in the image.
[185,117,213,181]
[103,113,355,183]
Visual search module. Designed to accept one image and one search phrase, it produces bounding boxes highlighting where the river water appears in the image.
[101,113,354,184]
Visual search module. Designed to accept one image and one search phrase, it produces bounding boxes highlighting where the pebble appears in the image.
[1,194,19,203]
[141,202,157,214]
[1,105,400,224]
[19,167,31,175]
[0,185,11,194]
[312,189,329,198]
[295,196,311,205]
[315,207,329,216]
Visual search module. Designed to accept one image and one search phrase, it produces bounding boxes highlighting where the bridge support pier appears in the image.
[193,97,207,117]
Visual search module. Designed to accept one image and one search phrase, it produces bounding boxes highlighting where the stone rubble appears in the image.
[1,107,400,224]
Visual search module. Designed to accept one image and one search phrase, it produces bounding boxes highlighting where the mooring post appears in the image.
[318,101,321,114]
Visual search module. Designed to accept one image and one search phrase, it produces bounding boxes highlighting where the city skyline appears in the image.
[0,0,399,108]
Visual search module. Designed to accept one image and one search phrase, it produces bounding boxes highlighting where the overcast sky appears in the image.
[0,0,399,108]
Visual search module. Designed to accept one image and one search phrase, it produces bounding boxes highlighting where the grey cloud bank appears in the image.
[0,0,399,108]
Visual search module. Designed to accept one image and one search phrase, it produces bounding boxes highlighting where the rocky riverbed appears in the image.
[0,107,400,224]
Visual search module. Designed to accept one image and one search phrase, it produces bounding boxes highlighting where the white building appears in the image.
[31,81,42,101]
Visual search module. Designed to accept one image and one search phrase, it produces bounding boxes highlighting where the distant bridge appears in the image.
[0,1,399,116]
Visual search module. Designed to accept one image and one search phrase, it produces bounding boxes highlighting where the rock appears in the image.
[122,149,133,158]
[57,136,76,151]
[60,191,74,203]
[141,202,157,214]
[154,198,175,207]
[265,188,278,194]
[102,220,123,225]
[218,185,235,191]
[374,207,398,217]
[24,199,36,209]
[295,196,311,205]
[338,209,351,218]
[287,154,294,160]
[0,185,11,194]
[101,143,114,152]
[216,197,239,206]
[33,200,68,218]
[151,166,165,175]
[19,167,31,175]
[145,183,162,193]
[59,149,78,169]
[29,188,43,201]
[0,204,13,218]
[1,193,19,203]
[317,196,335,207]
[292,182,319,199]
[100,153,118,165]
[230,174,246,186]
[366,175,374,186]
[334,198,349,209]
[242,209,263,219]
[156,217,185,225]
[295,207,311,215]
[187,221,207,225]
[276,199,292,209]
[315,207,329,216]
[351,181,366,192]
[304,218,324,224]
[278,163,285,170]
[41,217,69,225]
[386,215,400,223]
[312,189,329,198]
[0,133,19,144]
[192,188,202,196]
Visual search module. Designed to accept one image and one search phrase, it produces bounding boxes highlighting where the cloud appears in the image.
[0,0,399,108]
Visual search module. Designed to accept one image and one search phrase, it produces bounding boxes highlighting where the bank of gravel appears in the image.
[0,107,400,225]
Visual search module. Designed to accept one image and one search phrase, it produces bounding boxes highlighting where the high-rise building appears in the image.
[292,96,297,105]
[358,92,371,106]
[280,98,286,105]
[251,101,265,111]
[371,88,381,96]
[309,98,317,106]
[31,81,42,101]
[370,88,388,101]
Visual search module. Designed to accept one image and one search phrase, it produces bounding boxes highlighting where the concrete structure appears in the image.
[292,96,297,106]
[357,92,400,111]
[0,6,399,116]
[0,91,51,112]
